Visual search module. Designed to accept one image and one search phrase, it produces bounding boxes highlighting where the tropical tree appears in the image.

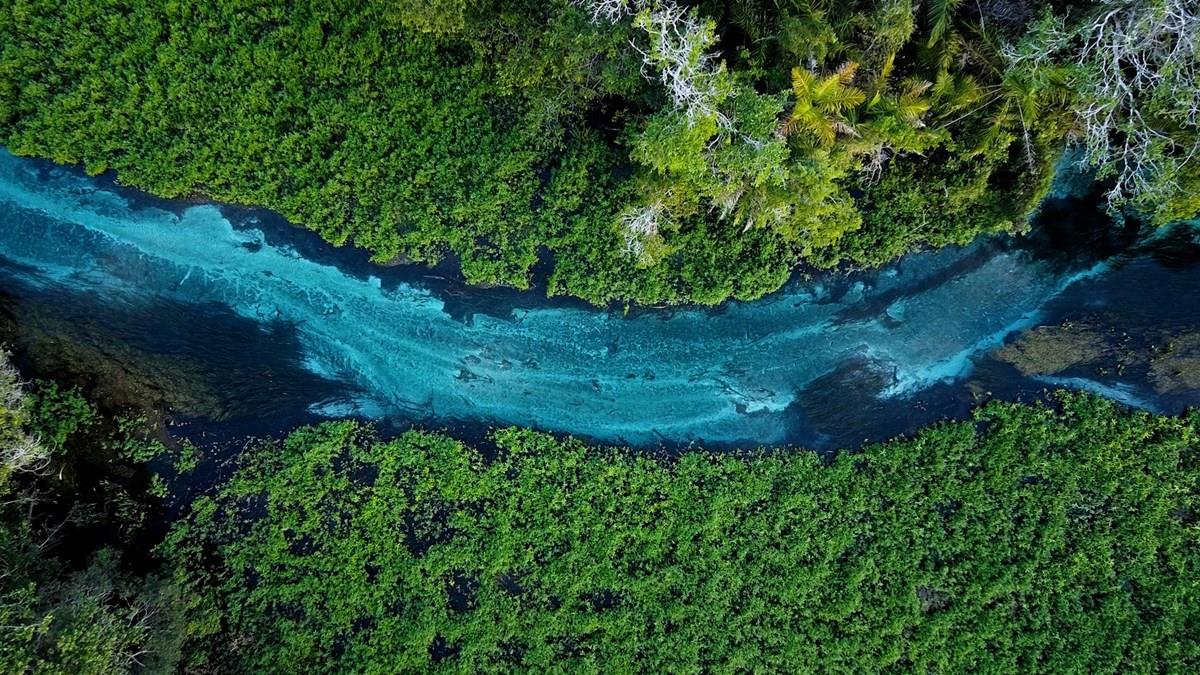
[782,62,866,147]
[852,77,944,178]
[957,20,1075,165]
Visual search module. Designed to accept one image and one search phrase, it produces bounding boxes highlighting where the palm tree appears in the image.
[852,78,941,155]
[782,62,866,147]
[958,22,1074,165]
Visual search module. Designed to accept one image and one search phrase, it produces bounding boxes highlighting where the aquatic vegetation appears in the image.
[22,381,96,454]
[1151,332,1200,393]
[994,322,1111,375]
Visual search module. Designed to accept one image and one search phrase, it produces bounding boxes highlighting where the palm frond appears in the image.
[729,0,772,41]
[932,72,985,117]
[878,52,897,86]
[788,108,836,147]
[896,80,933,123]
[790,67,815,97]
[963,21,1005,76]
[927,0,963,47]
[821,86,866,112]
[833,61,859,85]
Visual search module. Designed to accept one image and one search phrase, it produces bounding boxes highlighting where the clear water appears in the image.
[1,149,1198,449]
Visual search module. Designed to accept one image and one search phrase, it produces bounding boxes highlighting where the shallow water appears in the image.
[1,149,1198,449]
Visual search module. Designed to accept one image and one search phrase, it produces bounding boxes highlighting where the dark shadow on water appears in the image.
[1136,225,1200,270]
[0,276,352,422]
[785,356,978,454]
[828,242,998,326]
[1011,184,1143,269]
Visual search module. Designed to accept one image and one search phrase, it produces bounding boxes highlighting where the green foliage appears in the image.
[386,0,473,36]
[165,395,1200,672]
[3,550,180,675]
[24,382,96,454]
[6,0,1187,306]
[170,440,202,475]
[103,415,168,465]
[1142,152,1200,224]
[785,63,866,148]
[776,2,838,64]
[0,363,184,674]
[2,540,186,674]
[926,0,964,47]
[826,145,1055,266]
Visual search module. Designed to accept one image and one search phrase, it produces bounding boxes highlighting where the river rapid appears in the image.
[1,149,1199,450]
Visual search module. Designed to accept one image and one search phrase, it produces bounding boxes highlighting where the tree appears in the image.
[0,353,46,486]
[996,1,1200,222]
[1072,0,1200,221]
[782,62,866,147]
[959,17,1075,166]
[386,0,473,35]
[633,3,731,125]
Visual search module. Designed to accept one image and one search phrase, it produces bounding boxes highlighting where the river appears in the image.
[1,148,1198,450]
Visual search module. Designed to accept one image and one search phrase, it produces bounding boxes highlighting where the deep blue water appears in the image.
[1,148,1198,450]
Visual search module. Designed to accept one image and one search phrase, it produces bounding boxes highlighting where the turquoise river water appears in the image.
[1,149,1198,449]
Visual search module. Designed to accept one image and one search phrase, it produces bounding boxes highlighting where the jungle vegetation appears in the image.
[1,0,1197,304]
[2,353,1199,671]
[0,353,186,673]
[165,395,1200,672]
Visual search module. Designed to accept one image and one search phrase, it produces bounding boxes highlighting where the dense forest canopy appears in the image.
[3,356,1198,672]
[1,0,1197,304]
[163,397,1200,671]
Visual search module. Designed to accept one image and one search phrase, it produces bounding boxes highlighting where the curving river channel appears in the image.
[2,149,1199,449]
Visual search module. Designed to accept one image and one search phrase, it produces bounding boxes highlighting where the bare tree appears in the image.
[0,354,23,410]
[575,0,728,125]
[1000,1,1199,211]
[1,351,49,481]
[620,201,665,258]
[572,0,648,24]
[633,3,729,125]
[1073,0,1199,205]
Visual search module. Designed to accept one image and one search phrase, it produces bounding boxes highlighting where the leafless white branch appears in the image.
[620,202,665,257]
[571,0,649,24]
[1,352,50,479]
[1073,0,1200,203]
[631,3,728,126]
